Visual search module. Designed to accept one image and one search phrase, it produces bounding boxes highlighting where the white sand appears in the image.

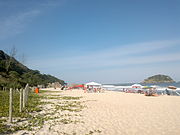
[13,89,180,135]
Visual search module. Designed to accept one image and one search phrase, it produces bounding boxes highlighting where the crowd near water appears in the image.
[103,82,180,96]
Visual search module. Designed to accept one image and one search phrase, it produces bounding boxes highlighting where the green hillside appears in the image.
[143,74,175,83]
[0,50,65,89]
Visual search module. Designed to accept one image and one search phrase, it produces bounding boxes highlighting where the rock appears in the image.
[142,74,175,83]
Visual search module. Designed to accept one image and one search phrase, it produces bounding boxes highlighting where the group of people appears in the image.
[84,86,103,93]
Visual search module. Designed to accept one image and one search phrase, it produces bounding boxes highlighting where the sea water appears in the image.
[104,82,180,96]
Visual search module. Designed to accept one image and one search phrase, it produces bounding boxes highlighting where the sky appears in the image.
[0,0,180,84]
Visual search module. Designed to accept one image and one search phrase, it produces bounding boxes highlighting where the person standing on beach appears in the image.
[165,89,170,95]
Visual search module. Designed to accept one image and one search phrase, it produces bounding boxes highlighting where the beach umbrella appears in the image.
[131,84,142,88]
[168,86,177,90]
[143,86,152,89]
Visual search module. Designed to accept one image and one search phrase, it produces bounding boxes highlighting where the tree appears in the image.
[8,71,22,89]
[5,46,17,73]
[18,53,27,65]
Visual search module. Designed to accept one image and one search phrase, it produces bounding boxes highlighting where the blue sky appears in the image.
[0,0,180,84]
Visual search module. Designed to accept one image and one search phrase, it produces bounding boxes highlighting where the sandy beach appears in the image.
[13,89,180,135]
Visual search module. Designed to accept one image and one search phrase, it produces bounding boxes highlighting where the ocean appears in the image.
[103,82,180,96]
[112,82,180,87]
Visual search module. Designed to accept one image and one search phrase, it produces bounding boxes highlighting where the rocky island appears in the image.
[142,74,175,83]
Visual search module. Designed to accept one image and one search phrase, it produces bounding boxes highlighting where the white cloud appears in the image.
[26,39,180,83]
[0,9,41,39]
[0,0,63,39]
[28,39,180,69]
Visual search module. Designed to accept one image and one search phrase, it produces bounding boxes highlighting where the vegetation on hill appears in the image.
[0,50,65,89]
[142,74,175,83]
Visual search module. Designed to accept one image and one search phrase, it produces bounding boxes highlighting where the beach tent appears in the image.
[131,84,142,88]
[85,82,102,93]
[85,82,102,87]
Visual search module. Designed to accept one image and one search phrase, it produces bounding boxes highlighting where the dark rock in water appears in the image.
[142,74,175,83]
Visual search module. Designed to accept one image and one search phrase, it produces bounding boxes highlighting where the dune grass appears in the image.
[0,90,85,134]
[0,90,43,134]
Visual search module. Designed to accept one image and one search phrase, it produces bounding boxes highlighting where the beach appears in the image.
[13,89,180,135]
